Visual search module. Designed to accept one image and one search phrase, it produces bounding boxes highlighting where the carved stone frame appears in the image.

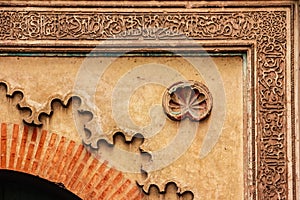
[0,1,299,199]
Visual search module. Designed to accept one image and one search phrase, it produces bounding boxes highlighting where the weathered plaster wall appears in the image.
[0,56,243,199]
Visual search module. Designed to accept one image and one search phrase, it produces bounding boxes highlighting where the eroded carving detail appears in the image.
[0,80,74,126]
[256,11,287,200]
[0,12,261,40]
[0,10,290,199]
[140,182,194,200]
[162,81,212,121]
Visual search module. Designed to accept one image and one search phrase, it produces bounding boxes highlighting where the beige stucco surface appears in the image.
[0,55,243,199]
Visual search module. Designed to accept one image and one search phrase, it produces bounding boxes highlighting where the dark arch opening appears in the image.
[0,170,81,200]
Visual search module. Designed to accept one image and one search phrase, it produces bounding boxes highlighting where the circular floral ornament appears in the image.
[162,81,213,121]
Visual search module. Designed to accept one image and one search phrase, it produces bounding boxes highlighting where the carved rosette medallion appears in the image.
[162,81,212,121]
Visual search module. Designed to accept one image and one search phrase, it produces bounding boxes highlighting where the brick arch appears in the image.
[0,122,143,200]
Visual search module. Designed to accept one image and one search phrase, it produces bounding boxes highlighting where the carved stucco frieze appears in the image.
[0,11,262,41]
[0,7,295,200]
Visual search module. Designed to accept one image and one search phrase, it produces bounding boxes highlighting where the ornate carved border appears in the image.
[0,1,298,199]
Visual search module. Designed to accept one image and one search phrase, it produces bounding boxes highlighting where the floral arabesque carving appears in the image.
[256,11,287,200]
[0,9,292,200]
[0,12,263,40]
